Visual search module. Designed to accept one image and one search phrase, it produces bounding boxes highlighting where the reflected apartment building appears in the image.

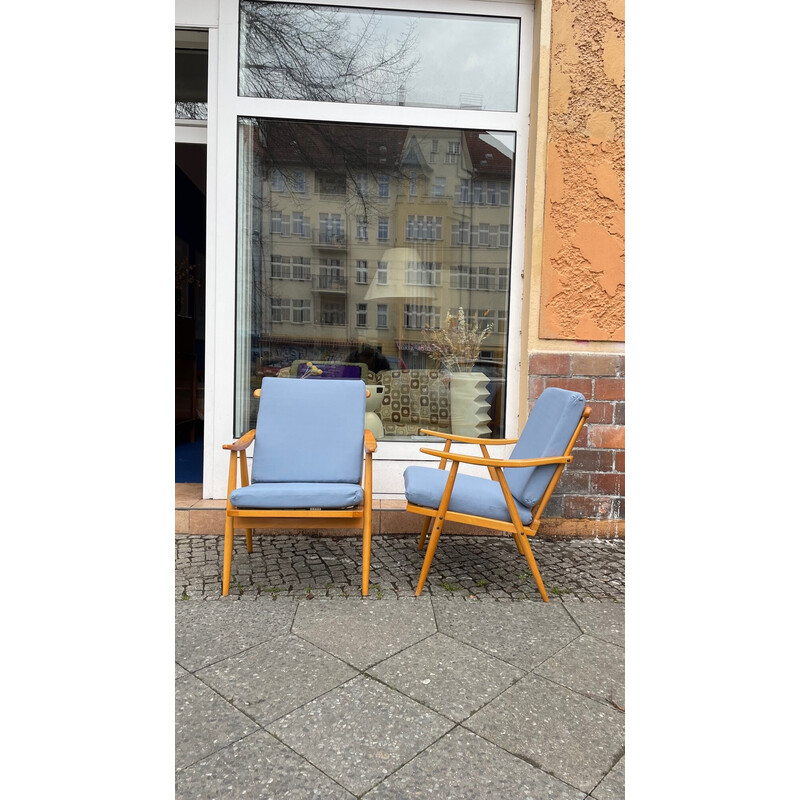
[237,120,514,437]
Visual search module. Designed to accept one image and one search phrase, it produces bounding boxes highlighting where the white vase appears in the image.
[448,371,491,437]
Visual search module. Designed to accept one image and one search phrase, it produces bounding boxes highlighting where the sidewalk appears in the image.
[175,533,625,799]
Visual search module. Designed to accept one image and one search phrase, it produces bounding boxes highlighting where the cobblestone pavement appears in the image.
[175,533,624,602]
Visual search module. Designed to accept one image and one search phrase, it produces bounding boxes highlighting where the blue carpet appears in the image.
[175,438,203,483]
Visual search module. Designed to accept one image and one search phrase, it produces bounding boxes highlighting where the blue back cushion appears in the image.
[504,388,586,508]
[251,378,366,484]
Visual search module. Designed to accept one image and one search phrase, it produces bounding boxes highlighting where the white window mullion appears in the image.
[234,95,524,134]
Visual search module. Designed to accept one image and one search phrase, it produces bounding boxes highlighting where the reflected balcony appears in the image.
[311,273,348,293]
[312,228,348,249]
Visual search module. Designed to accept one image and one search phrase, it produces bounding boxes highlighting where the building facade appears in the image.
[175,0,625,537]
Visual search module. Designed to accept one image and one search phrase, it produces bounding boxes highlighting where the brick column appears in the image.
[528,352,624,538]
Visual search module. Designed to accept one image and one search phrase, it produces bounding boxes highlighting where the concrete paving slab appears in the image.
[267,675,453,796]
[590,754,625,800]
[368,631,525,722]
[433,598,582,669]
[465,673,625,794]
[562,598,625,647]
[175,599,297,671]
[362,725,585,800]
[175,673,259,770]
[175,536,625,796]
[535,634,625,710]
[175,730,356,799]
[292,598,436,669]
[196,632,357,726]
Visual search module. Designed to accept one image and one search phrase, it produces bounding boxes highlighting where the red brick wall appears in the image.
[528,351,624,535]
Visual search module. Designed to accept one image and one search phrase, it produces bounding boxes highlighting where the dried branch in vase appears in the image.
[424,307,493,373]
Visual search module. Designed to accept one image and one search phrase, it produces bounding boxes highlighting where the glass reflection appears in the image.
[176,30,208,120]
[239,2,519,112]
[235,118,514,440]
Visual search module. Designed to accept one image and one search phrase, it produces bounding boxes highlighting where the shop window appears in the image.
[234,2,522,440]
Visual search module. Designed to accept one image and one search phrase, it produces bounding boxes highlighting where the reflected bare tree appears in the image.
[175,101,208,120]
[236,3,427,408]
[240,1,418,105]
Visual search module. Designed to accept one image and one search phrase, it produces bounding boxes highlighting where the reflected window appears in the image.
[238,3,520,112]
[235,118,515,441]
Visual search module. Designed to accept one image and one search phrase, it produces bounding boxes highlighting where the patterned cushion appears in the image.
[377,370,450,435]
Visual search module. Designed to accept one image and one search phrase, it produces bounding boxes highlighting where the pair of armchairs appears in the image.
[221,378,590,599]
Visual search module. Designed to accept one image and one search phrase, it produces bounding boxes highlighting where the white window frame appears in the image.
[377,172,390,199]
[376,303,389,329]
[404,303,439,330]
[205,0,535,500]
[291,298,311,324]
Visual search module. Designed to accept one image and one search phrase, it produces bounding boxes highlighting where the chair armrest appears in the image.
[364,430,378,453]
[418,447,571,469]
[223,429,256,451]
[418,428,519,446]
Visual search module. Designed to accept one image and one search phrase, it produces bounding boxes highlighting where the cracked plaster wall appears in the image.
[539,0,625,341]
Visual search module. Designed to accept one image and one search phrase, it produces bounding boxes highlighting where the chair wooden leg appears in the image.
[519,535,549,602]
[222,516,234,597]
[415,516,444,596]
[246,529,253,553]
[415,464,459,596]
[417,517,432,551]
[361,507,372,597]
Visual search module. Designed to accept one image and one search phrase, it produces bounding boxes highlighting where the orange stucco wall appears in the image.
[539,0,625,341]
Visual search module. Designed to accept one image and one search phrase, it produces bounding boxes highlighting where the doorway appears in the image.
[175,142,206,482]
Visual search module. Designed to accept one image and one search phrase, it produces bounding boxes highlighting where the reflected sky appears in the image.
[240,3,520,111]
[377,9,519,111]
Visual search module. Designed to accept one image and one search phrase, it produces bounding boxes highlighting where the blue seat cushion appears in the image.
[230,482,363,510]
[403,466,533,526]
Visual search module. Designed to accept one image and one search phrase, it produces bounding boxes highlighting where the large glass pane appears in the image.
[235,118,514,441]
[239,2,519,112]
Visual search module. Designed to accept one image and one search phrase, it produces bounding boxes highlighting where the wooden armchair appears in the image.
[222,378,377,596]
[403,387,590,600]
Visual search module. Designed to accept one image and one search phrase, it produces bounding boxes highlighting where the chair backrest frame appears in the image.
[528,406,590,528]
